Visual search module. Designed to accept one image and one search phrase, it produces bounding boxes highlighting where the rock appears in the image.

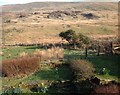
[4,19,11,23]
[47,10,81,19]
[0,52,4,56]
[90,77,100,85]
[81,13,100,19]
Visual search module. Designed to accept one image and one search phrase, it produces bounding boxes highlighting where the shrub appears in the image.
[2,56,40,77]
[59,29,76,44]
[59,29,90,49]
[70,59,95,81]
[78,33,90,45]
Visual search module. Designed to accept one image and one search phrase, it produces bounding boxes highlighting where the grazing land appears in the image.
[2,2,118,45]
[1,2,120,94]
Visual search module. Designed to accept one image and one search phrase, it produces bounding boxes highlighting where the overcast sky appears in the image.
[0,0,119,5]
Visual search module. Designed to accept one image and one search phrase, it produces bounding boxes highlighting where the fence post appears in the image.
[110,41,113,55]
[85,46,88,57]
[97,44,100,56]
[60,43,63,48]
[45,43,48,50]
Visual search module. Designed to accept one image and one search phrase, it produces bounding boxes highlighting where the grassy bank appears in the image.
[1,46,120,93]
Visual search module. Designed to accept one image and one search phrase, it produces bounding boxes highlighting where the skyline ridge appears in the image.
[0,0,118,5]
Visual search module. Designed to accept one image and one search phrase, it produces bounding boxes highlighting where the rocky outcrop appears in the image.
[47,10,81,19]
[46,11,100,20]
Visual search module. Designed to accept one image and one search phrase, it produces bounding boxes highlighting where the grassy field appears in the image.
[2,46,120,79]
[2,7,118,45]
[2,64,73,93]
[1,2,119,94]
[65,49,120,80]
[2,46,38,60]
[2,46,120,93]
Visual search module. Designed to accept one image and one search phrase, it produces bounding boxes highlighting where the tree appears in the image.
[59,29,90,48]
[59,29,76,44]
[78,33,90,45]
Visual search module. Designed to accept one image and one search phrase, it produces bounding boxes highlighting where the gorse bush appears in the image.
[2,56,40,77]
[70,59,95,81]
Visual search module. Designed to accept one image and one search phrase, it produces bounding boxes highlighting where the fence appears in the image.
[84,41,120,57]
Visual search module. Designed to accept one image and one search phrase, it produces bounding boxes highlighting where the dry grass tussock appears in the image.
[33,47,64,61]
[2,56,40,77]
[19,52,29,57]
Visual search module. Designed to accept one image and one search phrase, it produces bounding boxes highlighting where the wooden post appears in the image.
[60,40,63,48]
[52,43,55,48]
[45,43,48,50]
[110,41,113,55]
[85,46,88,57]
[74,43,77,50]
[60,43,62,48]
[97,45,100,56]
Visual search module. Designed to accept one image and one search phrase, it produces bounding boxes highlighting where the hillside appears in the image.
[2,2,118,45]
[2,2,118,12]
[1,2,120,94]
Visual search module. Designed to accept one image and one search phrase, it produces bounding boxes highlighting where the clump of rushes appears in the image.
[70,59,95,81]
[19,52,29,58]
[33,47,64,61]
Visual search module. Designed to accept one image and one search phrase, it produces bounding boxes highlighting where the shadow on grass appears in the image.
[33,65,73,81]
[64,50,120,78]
[25,43,61,50]
[25,45,45,50]
[87,55,120,78]
[48,81,77,94]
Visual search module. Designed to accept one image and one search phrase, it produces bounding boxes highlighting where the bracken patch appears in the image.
[2,56,40,77]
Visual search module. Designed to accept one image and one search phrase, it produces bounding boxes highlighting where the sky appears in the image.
[0,0,119,5]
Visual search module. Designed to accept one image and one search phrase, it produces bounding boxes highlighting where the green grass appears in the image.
[2,46,44,60]
[2,64,73,93]
[2,46,120,81]
[88,55,120,77]
[2,46,120,93]
[64,49,120,82]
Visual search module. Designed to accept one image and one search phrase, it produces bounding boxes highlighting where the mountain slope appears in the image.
[2,2,118,12]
